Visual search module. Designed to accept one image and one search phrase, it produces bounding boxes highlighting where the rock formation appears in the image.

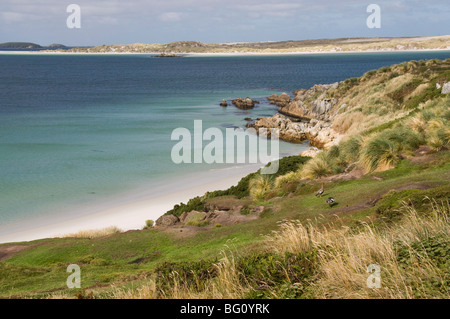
[155,214,179,226]
[267,92,291,107]
[279,83,338,121]
[248,82,341,148]
[231,97,259,110]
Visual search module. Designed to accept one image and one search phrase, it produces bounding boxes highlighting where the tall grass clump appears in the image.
[267,200,449,299]
[61,226,122,239]
[249,175,273,201]
[378,126,424,153]
[426,127,450,151]
[107,200,448,299]
[360,138,399,172]
[339,136,363,164]
[407,103,450,152]
[301,152,335,179]
[274,170,302,189]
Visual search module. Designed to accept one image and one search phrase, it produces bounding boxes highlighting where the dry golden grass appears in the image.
[274,170,303,188]
[111,251,249,299]
[408,113,428,134]
[266,200,449,299]
[333,111,365,134]
[108,200,448,299]
[249,175,273,201]
[60,226,122,239]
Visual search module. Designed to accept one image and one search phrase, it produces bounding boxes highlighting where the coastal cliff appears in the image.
[250,83,340,148]
[249,58,450,151]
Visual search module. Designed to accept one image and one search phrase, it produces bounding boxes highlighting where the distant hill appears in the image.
[47,43,67,49]
[52,35,450,54]
[0,42,42,49]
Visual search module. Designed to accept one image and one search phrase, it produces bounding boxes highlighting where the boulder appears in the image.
[183,211,207,224]
[155,214,179,226]
[267,92,291,107]
[220,99,228,107]
[231,97,259,110]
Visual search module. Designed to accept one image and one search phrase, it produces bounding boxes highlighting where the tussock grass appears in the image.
[249,175,273,201]
[301,155,334,179]
[339,136,363,163]
[60,226,122,239]
[333,111,364,134]
[266,200,449,299]
[360,138,398,172]
[427,128,450,151]
[274,171,302,189]
[109,200,449,299]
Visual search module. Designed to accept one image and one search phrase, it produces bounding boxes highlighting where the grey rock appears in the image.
[156,214,179,226]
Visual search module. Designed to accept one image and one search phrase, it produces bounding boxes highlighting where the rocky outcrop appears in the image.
[267,92,291,107]
[300,147,321,157]
[231,97,259,110]
[156,214,179,226]
[180,211,207,224]
[156,53,181,57]
[279,83,338,121]
[250,113,338,147]
[248,82,342,148]
[204,201,235,211]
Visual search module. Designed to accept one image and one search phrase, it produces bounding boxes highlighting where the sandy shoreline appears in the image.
[0,163,265,244]
[1,48,450,56]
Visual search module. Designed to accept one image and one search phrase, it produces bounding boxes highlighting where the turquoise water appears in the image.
[0,52,449,231]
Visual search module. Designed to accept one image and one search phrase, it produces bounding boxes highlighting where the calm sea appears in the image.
[0,51,449,229]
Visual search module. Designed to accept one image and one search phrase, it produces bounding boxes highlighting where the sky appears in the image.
[0,0,449,46]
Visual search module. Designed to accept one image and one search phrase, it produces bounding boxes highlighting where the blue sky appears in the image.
[0,0,449,46]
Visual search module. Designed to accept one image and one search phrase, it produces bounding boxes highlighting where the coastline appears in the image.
[1,48,450,56]
[0,163,268,244]
[1,49,448,244]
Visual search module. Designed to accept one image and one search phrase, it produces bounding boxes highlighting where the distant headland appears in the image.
[1,35,449,54]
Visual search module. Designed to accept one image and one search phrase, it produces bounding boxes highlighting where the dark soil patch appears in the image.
[0,244,35,262]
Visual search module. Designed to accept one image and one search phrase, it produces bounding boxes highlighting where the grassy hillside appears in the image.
[0,42,42,49]
[0,60,449,299]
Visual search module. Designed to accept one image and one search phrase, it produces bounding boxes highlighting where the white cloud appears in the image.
[158,12,185,22]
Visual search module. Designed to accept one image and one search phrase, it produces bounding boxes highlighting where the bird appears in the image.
[326,197,336,207]
[315,183,324,197]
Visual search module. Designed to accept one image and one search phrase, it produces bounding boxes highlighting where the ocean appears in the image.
[1,51,449,235]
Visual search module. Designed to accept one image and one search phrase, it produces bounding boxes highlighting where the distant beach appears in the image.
[0,163,263,243]
[1,47,450,56]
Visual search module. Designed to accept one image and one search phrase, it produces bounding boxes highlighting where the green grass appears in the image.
[1,149,448,298]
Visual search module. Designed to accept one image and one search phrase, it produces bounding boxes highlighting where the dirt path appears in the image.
[0,244,32,261]
[332,181,438,215]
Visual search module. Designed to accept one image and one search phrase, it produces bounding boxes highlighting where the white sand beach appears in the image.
[0,164,263,244]
[1,48,450,57]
